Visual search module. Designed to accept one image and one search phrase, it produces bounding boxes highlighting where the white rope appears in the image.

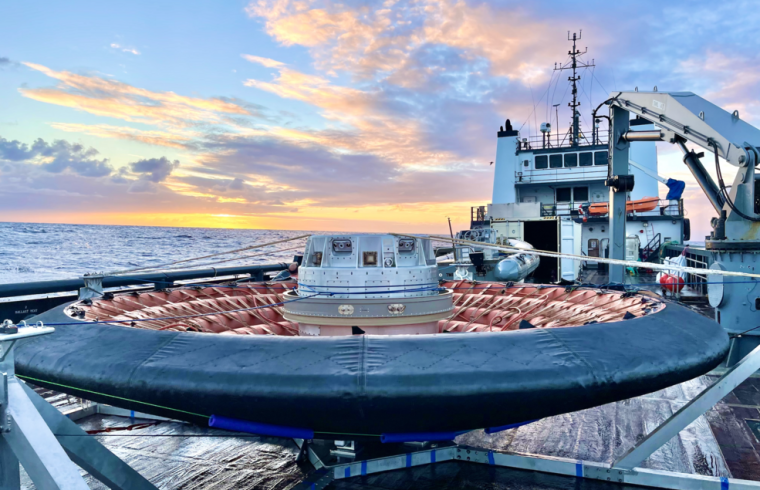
[157,245,303,271]
[396,233,760,280]
[105,235,310,276]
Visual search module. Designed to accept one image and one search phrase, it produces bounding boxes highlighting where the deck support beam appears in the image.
[613,343,760,470]
[296,439,760,490]
[608,105,631,283]
[0,324,157,490]
[3,378,90,490]
[21,383,157,490]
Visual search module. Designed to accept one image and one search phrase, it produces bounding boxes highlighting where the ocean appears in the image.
[0,222,311,285]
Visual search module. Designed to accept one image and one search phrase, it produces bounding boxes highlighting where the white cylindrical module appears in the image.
[284,235,453,336]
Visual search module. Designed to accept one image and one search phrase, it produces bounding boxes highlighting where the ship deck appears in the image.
[19,270,760,490]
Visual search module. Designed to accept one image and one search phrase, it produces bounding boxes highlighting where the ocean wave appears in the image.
[0,222,312,284]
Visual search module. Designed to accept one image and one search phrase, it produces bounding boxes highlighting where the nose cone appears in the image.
[494,258,521,282]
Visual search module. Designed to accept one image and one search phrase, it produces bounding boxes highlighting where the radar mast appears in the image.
[553,30,594,146]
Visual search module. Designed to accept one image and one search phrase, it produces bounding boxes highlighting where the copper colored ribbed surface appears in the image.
[66,280,662,335]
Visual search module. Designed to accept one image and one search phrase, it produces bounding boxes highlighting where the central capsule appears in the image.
[282,234,453,336]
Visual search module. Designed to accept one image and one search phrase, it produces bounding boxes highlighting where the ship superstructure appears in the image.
[450,32,688,283]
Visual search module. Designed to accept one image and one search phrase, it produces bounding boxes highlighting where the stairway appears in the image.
[641,232,662,263]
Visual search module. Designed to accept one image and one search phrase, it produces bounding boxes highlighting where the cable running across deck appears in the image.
[410,233,760,280]
[104,234,311,276]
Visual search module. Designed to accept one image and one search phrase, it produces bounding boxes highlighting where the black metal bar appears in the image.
[0,263,289,299]
[678,140,724,214]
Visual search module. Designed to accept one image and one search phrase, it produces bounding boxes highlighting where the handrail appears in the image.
[517,129,610,150]
[540,199,684,218]
[0,263,290,299]
[642,233,662,262]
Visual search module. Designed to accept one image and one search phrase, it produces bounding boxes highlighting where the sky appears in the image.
[1,1,759,235]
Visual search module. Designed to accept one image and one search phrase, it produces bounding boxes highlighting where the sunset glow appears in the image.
[1,1,758,236]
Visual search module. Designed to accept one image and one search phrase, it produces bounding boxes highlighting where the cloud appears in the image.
[50,123,194,149]
[228,177,245,190]
[241,54,285,68]
[0,135,213,215]
[0,135,182,197]
[0,56,20,70]
[245,0,562,84]
[0,156,178,213]
[13,0,760,234]
[0,137,37,161]
[20,62,252,128]
[130,156,179,182]
[674,50,760,123]
[188,133,490,209]
[243,65,468,166]
[110,43,140,55]
[0,136,112,177]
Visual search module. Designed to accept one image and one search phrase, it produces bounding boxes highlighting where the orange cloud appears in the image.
[11,3,590,231]
[21,62,250,127]
[241,54,286,68]
[245,0,579,85]
[50,123,193,149]
[244,66,457,165]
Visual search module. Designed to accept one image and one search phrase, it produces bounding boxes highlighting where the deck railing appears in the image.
[517,129,610,150]
[662,245,712,296]
[541,199,684,218]
[516,166,608,184]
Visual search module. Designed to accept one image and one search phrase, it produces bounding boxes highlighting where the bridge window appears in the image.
[574,187,589,201]
[564,153,578,167]
[556,188,572,202]
[594,151,609,166]
[535,155,548,169]
[550,154,563,168]
[579,152,593,167]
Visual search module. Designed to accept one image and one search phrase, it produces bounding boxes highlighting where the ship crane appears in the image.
[605,90,760,364]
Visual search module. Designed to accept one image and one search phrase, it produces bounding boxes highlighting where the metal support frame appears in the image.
[79,273,104,300]
[0,323,157,490]
[0,263,289,299]
[615,343,760,469]
[608,105,630,283]
[294,440,760,490]
[294,344,760,490]
[605,90,760,366]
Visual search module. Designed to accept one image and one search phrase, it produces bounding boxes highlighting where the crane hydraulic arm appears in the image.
[608,91,760,236]
[605,90,760,364]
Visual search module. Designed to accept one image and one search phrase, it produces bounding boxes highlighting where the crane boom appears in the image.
[629,159,668,184]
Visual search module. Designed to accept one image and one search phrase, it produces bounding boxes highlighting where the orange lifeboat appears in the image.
[588,197,659,216]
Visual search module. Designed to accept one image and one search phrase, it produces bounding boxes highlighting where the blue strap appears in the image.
[361,461,367,476]
[575,462,583,477]
[488,451,495,465]
[406,453,412,467]
[431,450,436,463]
[344,466,350,478]
[721,477,729,490]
